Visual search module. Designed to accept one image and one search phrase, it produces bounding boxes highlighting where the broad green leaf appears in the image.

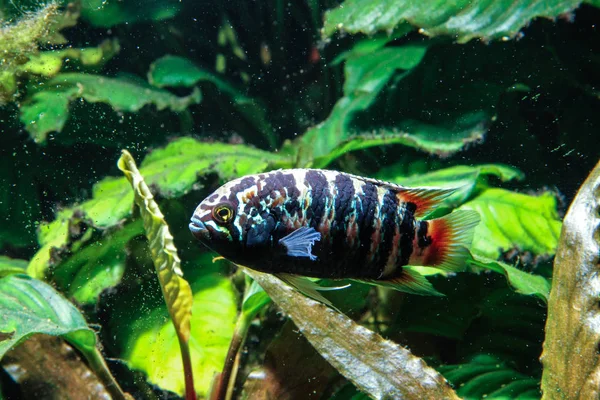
[468,255,550,302]
[323,0,583,43]
[438,354,541,399]
[20,73,201,143]
[246,269,460,400]
[459,188,562,259]
[28,137,289,278]
[81,0,181,27]
[148,55,276,147]
[0,256,28,278]
[0,274,96,359]
[378,164,524,208]
[49,220,144,305]
[120,272,237,397]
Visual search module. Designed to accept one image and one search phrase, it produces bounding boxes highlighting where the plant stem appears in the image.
[214,316,251,400]
[177,332,197,400]
[85,347,129,400]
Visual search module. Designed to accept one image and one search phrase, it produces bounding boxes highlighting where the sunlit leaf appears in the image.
[116,271,237,397]
[438,354,541,399]
[22,39,120,77]
[323,0,583,43]
[458,188,562,259]
[246,269,460,400]
[28,137,290,278]
[118,149,195,397]
[0,274,96,359]
[0,256,28,278]
[468,255,551,302]
[20,73,201,143]
[148,55,276,147]
[48,220,144,305]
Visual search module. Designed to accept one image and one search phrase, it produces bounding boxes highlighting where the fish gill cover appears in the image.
[0,0,598,399]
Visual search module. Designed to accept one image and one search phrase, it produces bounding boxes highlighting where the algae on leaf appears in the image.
[323,0,584,43]
[20,73,201,143]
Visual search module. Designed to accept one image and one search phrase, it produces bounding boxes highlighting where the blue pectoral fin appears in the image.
[278,227,321,261]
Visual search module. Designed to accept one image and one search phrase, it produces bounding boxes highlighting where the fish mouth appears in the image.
[189,216,209,240]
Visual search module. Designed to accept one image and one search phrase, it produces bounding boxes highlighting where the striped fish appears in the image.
[189,169,479,297]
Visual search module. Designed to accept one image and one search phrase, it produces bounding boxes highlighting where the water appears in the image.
[0,1,599,399]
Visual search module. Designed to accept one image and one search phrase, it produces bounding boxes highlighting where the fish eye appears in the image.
[213,203,235,224]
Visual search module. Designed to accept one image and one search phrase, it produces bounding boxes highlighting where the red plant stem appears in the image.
[177,332,197,400]
[213,317,250,400]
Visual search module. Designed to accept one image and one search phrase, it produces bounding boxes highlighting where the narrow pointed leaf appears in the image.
[245,269,460,400]
[118,150,195,398]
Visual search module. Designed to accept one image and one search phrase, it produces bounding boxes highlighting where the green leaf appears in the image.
[21,39,120,77]
[459,188,562,259]
[245,269,460,400]
[20,73,201,143]
[28,137,289,278]
[118,271,237,397]
[468,255,551,302]
[0,274,96,359]
[241,279,271,319]
[323,0,583,43]
[118,150,196,397]
[297,44,428,167]
[378,164,524,208]
[148,55,276,147]
[49,220,144,305]
[81,0,182,27]
[0,256,28,278]
[438,355,541,399]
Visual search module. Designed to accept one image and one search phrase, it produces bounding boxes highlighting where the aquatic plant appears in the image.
[0,0,599,399]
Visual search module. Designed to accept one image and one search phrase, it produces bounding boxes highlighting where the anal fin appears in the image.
[275,273,348,311]
[354,266,443,296]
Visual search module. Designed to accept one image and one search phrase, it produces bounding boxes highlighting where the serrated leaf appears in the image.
[49,220,144,305]
[458,188,562,259]
[22,39,120,77]
[20,73,201,143]
[28,137,289,278]
[81,0,181,27]
[0,274,96,360]
[468,256,550,302]
[148,55,276,147]
[0,257,28,278]
[246,269,460,400]
[438,355,541,399]
[378,164,524,208]
[323,0,583,43]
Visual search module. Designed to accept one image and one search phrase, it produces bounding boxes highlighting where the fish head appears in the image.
[189,174,279,264]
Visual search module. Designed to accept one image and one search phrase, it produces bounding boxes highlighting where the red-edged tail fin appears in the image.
[409,210,480,272]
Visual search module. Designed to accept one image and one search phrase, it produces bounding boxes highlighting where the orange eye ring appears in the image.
[213,203,235,224]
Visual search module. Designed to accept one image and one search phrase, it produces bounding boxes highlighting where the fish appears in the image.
[189,168,480,299]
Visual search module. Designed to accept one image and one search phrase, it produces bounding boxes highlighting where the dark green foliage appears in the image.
[0,0,598,399]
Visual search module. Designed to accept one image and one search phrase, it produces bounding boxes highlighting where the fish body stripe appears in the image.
[193,169,427,279]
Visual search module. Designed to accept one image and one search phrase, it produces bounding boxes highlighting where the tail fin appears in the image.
[409,210,480,272]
